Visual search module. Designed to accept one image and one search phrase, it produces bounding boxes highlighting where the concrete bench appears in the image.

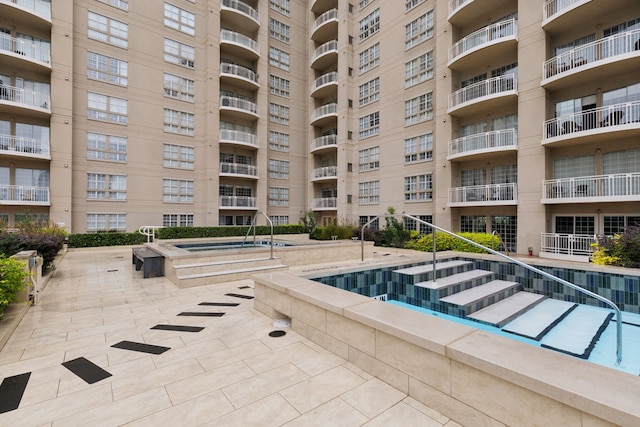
[132,247,164,278]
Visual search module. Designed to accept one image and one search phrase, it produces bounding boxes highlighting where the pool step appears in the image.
[173,256,281,275]
[501,299,577,341]
[175,263,289,288]
[415,269,496,301]
[467,292,547,327]
[392,260,474,285]
[439,280,522,317]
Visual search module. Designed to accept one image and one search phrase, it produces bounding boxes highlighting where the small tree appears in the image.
[299,209,318,234]
[0,255,30,315]
[378,207,411,248]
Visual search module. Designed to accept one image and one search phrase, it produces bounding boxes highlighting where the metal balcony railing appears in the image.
[220,62,258,84]
[0,185,49,203]
[0,134,50,156]
[544,101,640,139]
[219,195,257,208]
[311,71,338,92]
[312,8,338,34]
[219,129,258,147]
[311,134,337,151]
[449,18,517,62]
[221,0,259,22]
[0,84,50,110]
[220,162,258,177]
[312,197,337,209]
[543,0,584,21]
[449,74,516,110]
[220,29,259,54]
[540,233,595,257]
[5,0,51,19]
[542,173,640,201]
[449,183,517,204]
[448,129,517,157]
[311,166,337,180]
[311,40,338,63]
[0,33,50,64]
[220,95,258,115]
[311,103,337,122]
[448,0,471,17]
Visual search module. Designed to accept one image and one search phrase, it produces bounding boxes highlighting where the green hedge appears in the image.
[68,232,147,248]
[405,232,500,253]
[310,224,355,240]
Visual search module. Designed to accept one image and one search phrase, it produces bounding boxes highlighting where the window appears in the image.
[405,10,433,49]
[164,108,195,135]
[88,11,128,48]
[269,159,289,179]
[13,122,49,154]
[163,143,194,169]
[553,155,595,179]
[359,112,380,139]
[492,215,517,253]
[87,213,126,232]
[359,0,373,9]
[219,215,252,226]
[164,38,195,68]
[269,47,290,71]
[359,8,380,41]
[87,173,126,200]
[163,214,194,227]
[359,216,379,230]
[163,178,194,202]
[269,19,290,43]
[603,216,640,235]
[405,51,433,87]
[460,216,487,233]
[404,174,432,201]
[269,75,290,98]
[87,132,127,162]
[269,215,289,225]
[269,103,290,124]
[87,52,128,86]
[405,0,425,12]
[164,3,195,35]
[359,77,380,106]
[359,180,379,204]
[404,92,433,125]
[358,146,380,171]
[97,0,128,11]
[269,187,289,206]
[491,164,517,184]
[269,0,290,16]
[404,215,432,234]
[404,133,432,163]
[164,73,195,102]
[269,131,289,152]
[358,43,380,75]
[88,92,127,124]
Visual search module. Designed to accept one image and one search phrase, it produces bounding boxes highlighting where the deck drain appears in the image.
[272,319,290,328]
[269,330,286,338]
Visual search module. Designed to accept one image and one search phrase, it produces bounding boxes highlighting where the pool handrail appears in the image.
[360,214,623,364]
[242,211,274,259]
[138,225,164,243]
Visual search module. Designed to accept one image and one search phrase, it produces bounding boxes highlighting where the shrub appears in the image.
[310,223,355,240]
[68,232,147,248]
[405,231,500,253]
[0,255,29,314]
[374,207,411,248]
[0,225,67,270]
[592,226,640,267]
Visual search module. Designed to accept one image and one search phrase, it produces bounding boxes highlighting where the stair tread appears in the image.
[467,292,547,325]
[393,260,472,276]
[415,269,494,290]
[439,280,520,306]
[178,264,288,279]
[175,256,278,269]
[502,299,576,340]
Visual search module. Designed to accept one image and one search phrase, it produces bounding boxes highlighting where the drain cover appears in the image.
[269,330,286,338]
[272,319,290,328]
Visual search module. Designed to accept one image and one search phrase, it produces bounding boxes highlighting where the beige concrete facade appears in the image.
[1,0,639,256]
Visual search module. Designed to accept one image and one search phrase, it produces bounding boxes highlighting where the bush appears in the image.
[405,231,500,253]
[374,207,411,248]
[0,255,29,314]
[0,225,67,270]
[592,226,640,267]
[68,232,147,248]
[310,223,355,240]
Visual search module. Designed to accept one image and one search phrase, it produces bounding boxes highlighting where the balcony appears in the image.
[542,29,640,90]
[1,0,51,26]
[542,173,640,203]
[219,162,258,179]
[219,95,258,120]
[0,84,50,117]
[220,29,259,60]
[311,166,337,182]
[539,233,594,263]
[311,8,338,43]
[219,129,258,149]
[310,71,338,99]
[448,183,517,207]
[448,75,517,116]
[219,196,258,210]
[542,101,640,147]
[448,129,517,161]
[310,134,337,153]
[0,134,50,159]
[0,185,49,205]
[448,19,517,70]
[311,197,337,210]
[311,0,337,15]
[0,33,51,72]
[448,0,505,27]
[310,103,338,127]
[542,0,595,33]
[311,40,338,70]
[220,0,259,32]
[220,62,259,90]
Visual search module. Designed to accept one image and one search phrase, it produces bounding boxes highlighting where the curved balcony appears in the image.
[448,19,517,70]
[448,75,517,116]
[311,0,337,15]
[0,33,51,72]
[220,62,259,90]
[219,129,258,149]
[448,0,505,27]
[220,29,260,61]
[310,102,337,127]
[311,166,337,182]
[311,197,337,210]
[448,183,517,207]
[447,129,517,161]
[0,85,50,117]
[542,173,640,203]
[0,184,49,205]
[311,8,338,43]
[0,134,50,159]
[310,134,337,153]
[219,195,258,210]
[1,0,51,28]
[542,0,597,33]
[542,101,640,147]
[219,162,258,179]
[220,0,259,33]
[311,40,338,70]
[219,95,258,120]
[310,71,338,99]
[541,29,640,90]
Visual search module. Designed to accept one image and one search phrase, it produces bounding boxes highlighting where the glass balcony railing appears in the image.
[5,0,51,20]
[221,0,259,22]
[449,75,516,111]
[220,95,258,115]
[219,162,258,177]
[219,129,258,148]
[220,29,259,55]
[0,134,50,156]
[311,103,337,122]
[312,197,337,209]
[220,62,258,84]
[311,40,338,63]
[448,129,517,157]
[449,19,517,63]
[448,183,517,205]
[312,8,338,34]
[0,84,50,110]
[310,134,337,151]
[0,33,50,64]
[542,173,640,201]
[311,71,338,93]
[0,185,49,204]
[219,195,257,208]
[311,166,337,180]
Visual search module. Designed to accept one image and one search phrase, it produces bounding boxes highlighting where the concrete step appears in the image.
[502,299,577,341]
[393,260,474,285]
[173,256,280,275]
[467,292,547,327]
[439,280,521,317]
[175,264,288,288]
[415,269,496,301]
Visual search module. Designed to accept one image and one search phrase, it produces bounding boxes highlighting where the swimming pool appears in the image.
[173,240,294,252]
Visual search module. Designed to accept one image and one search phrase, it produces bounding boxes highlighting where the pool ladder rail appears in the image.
[139,225,164,243]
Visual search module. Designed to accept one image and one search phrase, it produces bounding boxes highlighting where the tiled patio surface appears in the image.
[0,247,461,426]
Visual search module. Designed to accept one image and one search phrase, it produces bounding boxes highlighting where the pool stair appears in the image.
[168,256,288,287]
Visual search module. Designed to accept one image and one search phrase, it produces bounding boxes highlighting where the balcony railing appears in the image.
[449,75,516,111]
[0,134,50,156]
[312,197,337,209]
[311,166,337,180]
[448,183,517,205]
[219,129,258,148]
[312,8,338,34]
[311,71,338,92]
[220,62,258,84]
[543,0,585,21]
[540,233,595,257]
[448,129,517,157]
[543,29,640,80]
[542,173,640,202]
[220,162,258,177]
[220,95,258,115]
[0,185,49,204]
[220,29,259,54]
[311,103,337,122]
[449,18,517,62]
[5,0,51,19]
[0,33,50,64]
[311,40,338,63]
[221,0,259,22]
[448,0,471,17]
[311,134,337,151]
[219,195,257,208]
[0,84,50,110]
[543,101,640,139]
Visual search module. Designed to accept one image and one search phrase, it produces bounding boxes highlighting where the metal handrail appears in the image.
[360,213,623,364]
[138,225,163,243]
[241,211,274,259]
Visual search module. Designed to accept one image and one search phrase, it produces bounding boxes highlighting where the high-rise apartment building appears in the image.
[1,0,639,259]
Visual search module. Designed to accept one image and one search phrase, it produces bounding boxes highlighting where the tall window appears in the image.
[405,10,434,49]
[269,19,290,43]
[491,164,518,184]
[461,168,486,186]
[404,174,432,201]
[269,47,290,71]
[359,43,380,74]
[359,112,380,139]
[461,216,487,233]
[97,0,128,11]
[359,8,380,41]
[88,92,127,124]
[404,133,432,163]
[405,0,426,11]
[163,179,194,202]
[164,3,195,35]
[359,181,379,204]
[358,146,380,171]
[404,93,433,126]
[87,173,126,200]
[163,73,194,102]
[88,11,128,48]
[87,213,126,232]
[269,0,290,16]
[268,187,289,206]
[269,215,289,225]
[269,159,289,179]
[164,108,194,135]
[359,0,373,9]
[164,38,195,68]
[359,77,380,106]
[269,75,290,98]
[87,132,127,162]
[405,51,433,87]
[269,103,290,124]
[553,155,595,179]
[163,143,194,169]
[269,131,289,152]
[87,52,127,86]
[492,216,517,252]
[163,214,194,227]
